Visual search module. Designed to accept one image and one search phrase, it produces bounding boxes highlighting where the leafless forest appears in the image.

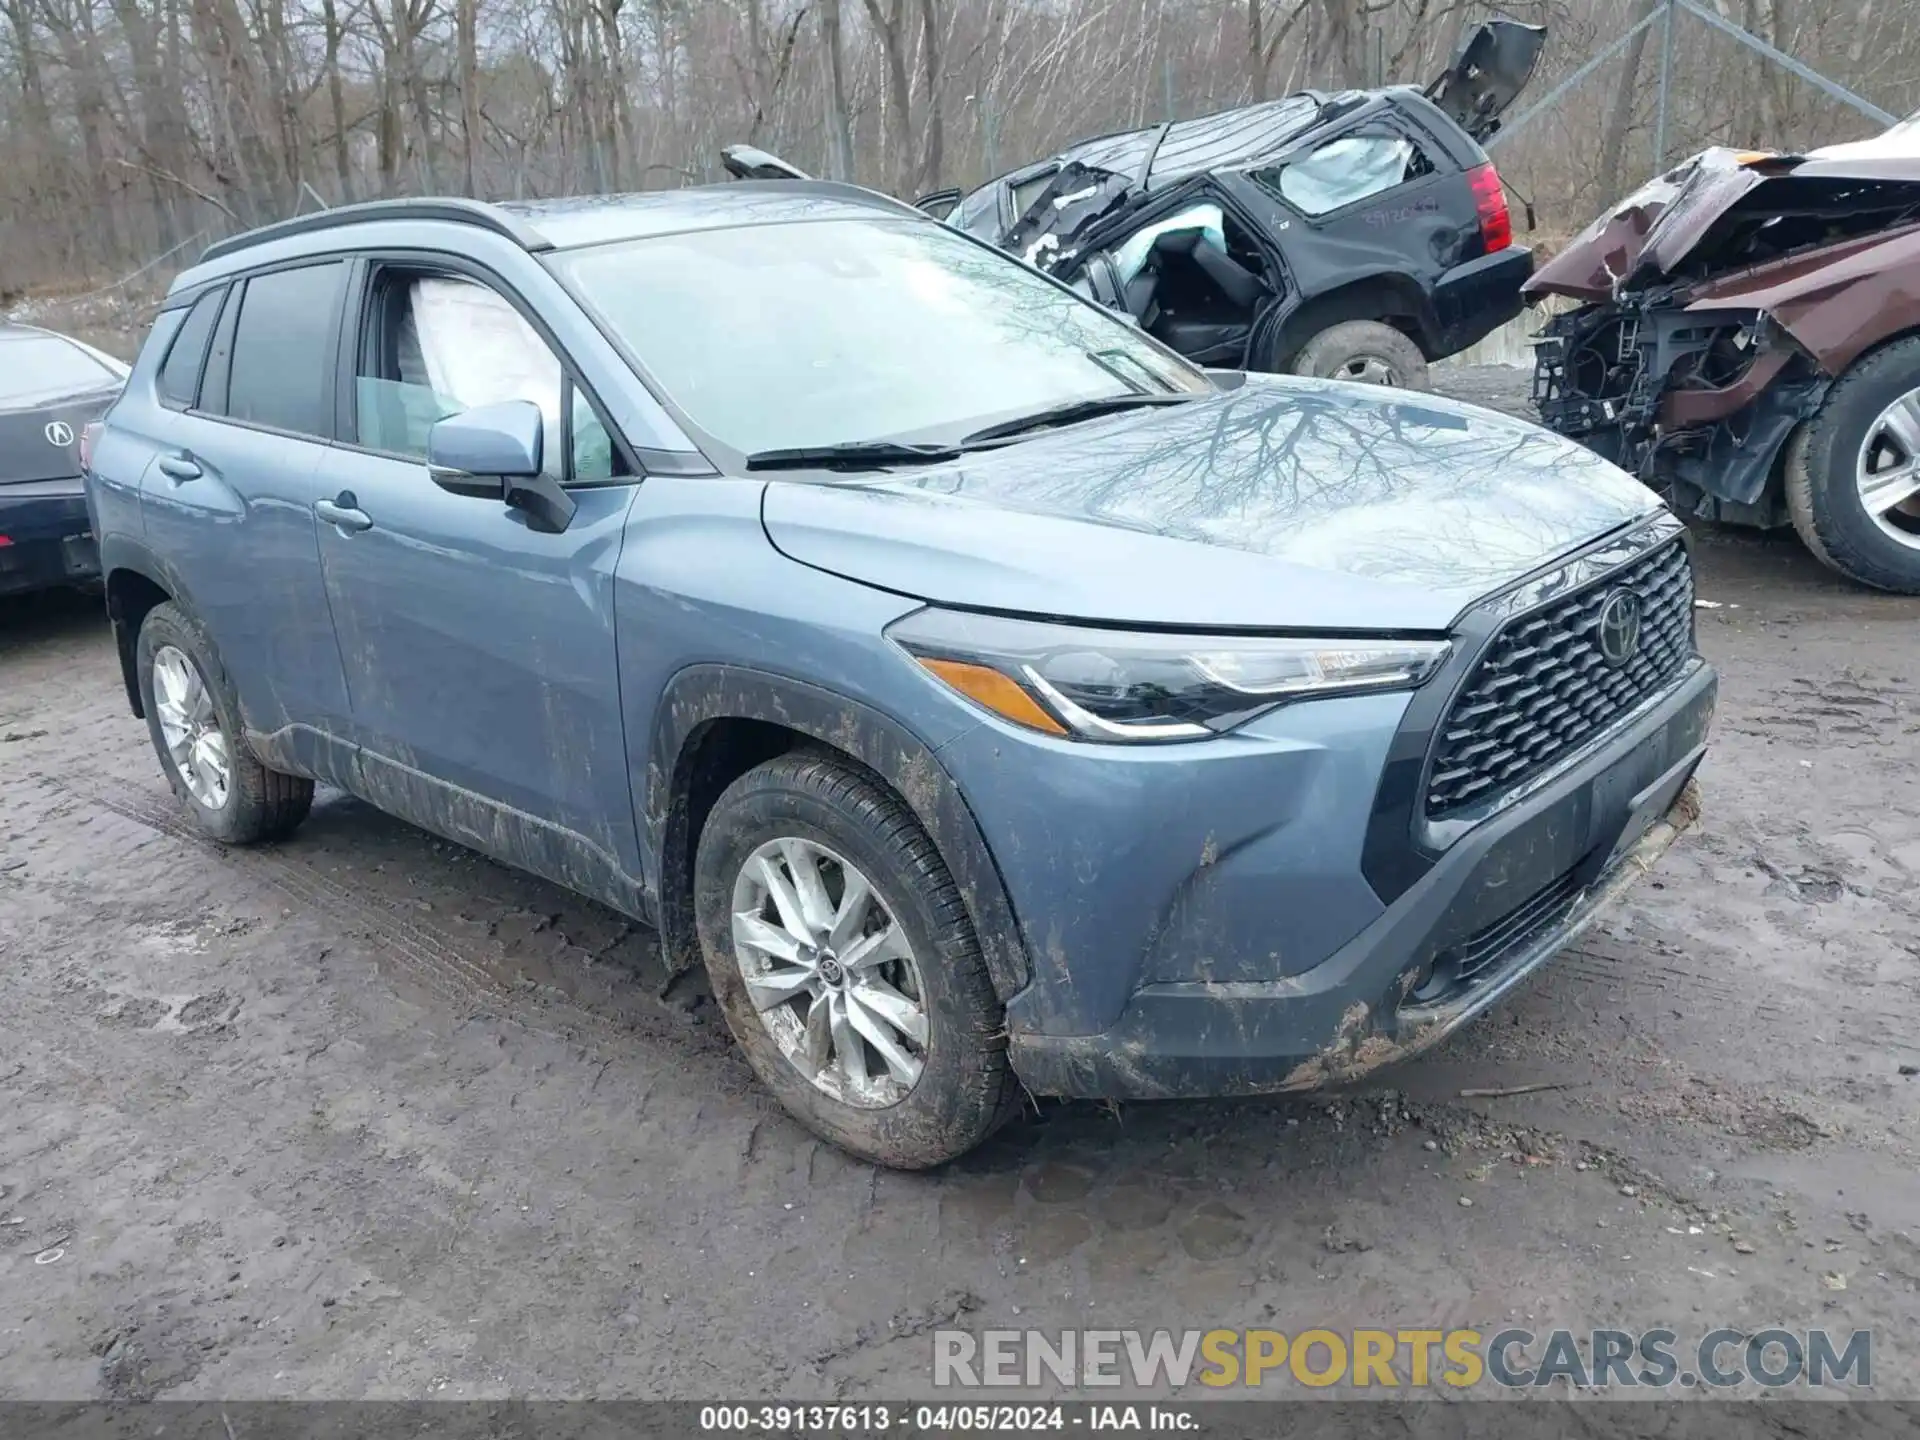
[2,0,1915,295]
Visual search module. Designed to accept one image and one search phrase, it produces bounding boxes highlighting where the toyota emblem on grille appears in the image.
[44,420,74,447]
[1596,588,1643,667]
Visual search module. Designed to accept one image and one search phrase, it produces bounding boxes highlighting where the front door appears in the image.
[313,262,646,912]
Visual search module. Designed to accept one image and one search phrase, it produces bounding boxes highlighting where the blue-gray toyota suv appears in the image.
[84,184,1715,1167]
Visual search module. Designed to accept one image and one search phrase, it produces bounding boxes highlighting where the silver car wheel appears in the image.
[1336,355,1399,386]
[152,644,231,810]
[729,836,929,1108]
[1857,384,1920,550]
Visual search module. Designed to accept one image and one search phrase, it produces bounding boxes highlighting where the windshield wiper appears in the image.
[745,392,1202,470]
[960,392,1198,446]
[745,440,962,472]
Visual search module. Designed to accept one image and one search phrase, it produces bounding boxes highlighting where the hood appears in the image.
[1423,18,1547,142]
[762,377,1662,633]
[1528,143,1920,301]
[1806,108,1920,162]
[0,387,118,485]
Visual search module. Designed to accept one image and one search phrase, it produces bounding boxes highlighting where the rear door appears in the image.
[139,261,356,778]
[311,257,645,910]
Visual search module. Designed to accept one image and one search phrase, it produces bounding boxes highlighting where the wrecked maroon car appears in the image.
[1527,139,1920,591]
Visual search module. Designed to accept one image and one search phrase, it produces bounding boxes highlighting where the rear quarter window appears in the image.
[1254,135,1434,217]
[157,289,225,410]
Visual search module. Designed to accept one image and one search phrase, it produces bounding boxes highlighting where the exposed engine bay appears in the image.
[1528,136,1920,531]
[1533,298,1833,528]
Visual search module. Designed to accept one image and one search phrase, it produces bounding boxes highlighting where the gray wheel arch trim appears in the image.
[644,664,1032,1004]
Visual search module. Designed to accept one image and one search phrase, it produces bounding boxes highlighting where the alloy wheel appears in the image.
[729,836,929,1108]
[1335,355,1400,386]
[1856,384,1920,550]
[152,644,231,810]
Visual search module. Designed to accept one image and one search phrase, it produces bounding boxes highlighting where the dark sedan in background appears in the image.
[0,323,128,597]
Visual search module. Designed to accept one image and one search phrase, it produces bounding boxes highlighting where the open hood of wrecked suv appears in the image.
[761,378,1664,634]
[1527,141,1920,303]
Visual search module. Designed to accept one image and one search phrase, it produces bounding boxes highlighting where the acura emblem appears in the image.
[1596,589,1643,667]
[44,420,74,447]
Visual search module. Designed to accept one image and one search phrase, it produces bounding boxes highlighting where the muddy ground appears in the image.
[1,367,1917,1402]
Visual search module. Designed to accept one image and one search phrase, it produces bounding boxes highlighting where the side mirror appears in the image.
[429,400,542,490]
[427,400,576,534]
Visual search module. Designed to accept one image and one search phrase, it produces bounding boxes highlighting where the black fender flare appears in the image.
[644,664,1031,1003]
[97,533,198,719]
[1262,270,1443,368]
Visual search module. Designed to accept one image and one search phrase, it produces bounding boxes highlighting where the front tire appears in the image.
[693,751,1017,1168]
[1786,335,1920,592]
[1290,319,1430,390]
[136,602,314,844]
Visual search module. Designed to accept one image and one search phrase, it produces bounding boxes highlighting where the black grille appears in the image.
[1413,867,1585,1003]
[1426,540,1694,817]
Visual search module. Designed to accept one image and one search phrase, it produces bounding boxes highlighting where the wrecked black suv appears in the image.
[726,20,1543,390]
[929,20,1544,389]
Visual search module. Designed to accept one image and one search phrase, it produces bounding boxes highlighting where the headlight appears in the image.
[887,608,1450,743]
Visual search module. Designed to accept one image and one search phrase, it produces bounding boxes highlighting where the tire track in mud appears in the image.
[1556,941,1788,1018]
[37,770,713,1057]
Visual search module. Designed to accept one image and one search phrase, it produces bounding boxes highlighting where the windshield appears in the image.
[550,217,1209,456]
[0,333,122,408]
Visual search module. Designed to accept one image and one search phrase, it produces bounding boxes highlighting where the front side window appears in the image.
[354,272,627,483]
[354,273,559,480]
[551,217,1207,457]
[224,262,345,436]
[1255,135,1432,217]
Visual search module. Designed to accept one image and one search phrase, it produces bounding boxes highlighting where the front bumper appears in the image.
[0,480,98,596]
[1008,659,1715,1099]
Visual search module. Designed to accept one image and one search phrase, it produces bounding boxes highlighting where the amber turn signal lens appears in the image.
[916,657,1068,736]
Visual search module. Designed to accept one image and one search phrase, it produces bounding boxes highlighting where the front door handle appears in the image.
[315,492,373,534]
[156,452,201,482]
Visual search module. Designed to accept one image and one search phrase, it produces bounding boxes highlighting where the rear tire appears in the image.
[1291,320,1430,390]
[1786,335,1920,592]
[136,602,314,844]
[693,751,1017,1169]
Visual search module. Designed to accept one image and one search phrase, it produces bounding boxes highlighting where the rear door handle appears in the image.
[156,453,201,482]
[315,492,373,534]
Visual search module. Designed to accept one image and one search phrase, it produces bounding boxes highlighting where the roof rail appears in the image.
[199,197,552,265]
[714,176,927,217]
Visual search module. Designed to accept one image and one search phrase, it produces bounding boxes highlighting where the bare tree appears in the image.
[1,0,1915,293]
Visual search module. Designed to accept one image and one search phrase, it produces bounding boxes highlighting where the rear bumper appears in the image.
[0,480,98,595]
[1007,660,1715,1099]
[1431,244,1531,357]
